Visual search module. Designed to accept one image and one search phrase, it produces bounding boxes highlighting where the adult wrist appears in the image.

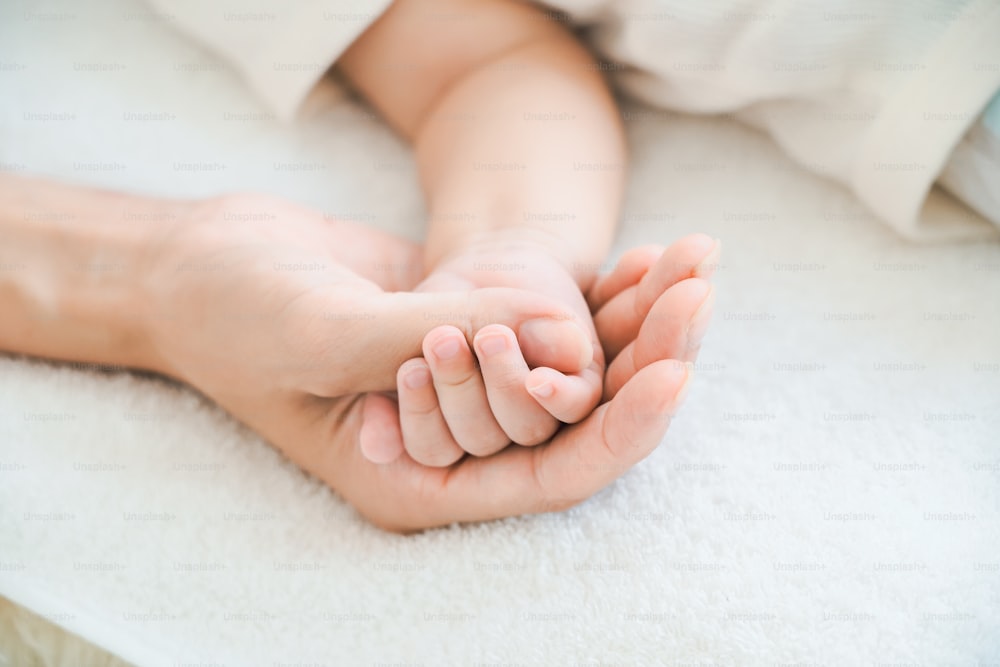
[0,173,192,376]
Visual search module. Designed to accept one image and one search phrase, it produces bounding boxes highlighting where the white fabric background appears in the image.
[1,0,999,664]
[146,0,1000,239]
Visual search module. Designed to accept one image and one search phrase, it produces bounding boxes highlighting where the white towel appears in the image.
[1,0,998,664]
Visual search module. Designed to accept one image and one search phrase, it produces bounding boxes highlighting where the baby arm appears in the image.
[339,0,629,463]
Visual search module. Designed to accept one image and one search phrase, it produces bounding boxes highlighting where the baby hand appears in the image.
[360,234,720,467]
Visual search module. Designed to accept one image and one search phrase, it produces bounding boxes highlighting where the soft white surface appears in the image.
[146,0,1000,240]
[1,1,999,665]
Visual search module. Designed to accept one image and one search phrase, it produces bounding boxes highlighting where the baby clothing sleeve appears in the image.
[938,91,1000,229]
[142,0,393,120]
[150,0,1000,240]
[544,0,1000,240]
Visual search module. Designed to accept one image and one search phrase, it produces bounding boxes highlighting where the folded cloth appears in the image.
[939,89,1000,228]
[141,0,394,121]
[147,0,1000,240]
[553,0,1000,240]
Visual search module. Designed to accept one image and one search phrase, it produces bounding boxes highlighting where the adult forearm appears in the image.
[0,173,174,372]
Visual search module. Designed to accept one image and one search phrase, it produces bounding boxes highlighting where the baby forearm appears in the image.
[415,35,626,280]
[339,0,626,285]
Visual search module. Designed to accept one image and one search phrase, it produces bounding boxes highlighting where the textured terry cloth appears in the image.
[147,0,1000,240]
[1,1,999,664]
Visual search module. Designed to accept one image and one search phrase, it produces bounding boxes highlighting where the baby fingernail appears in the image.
[404,366,430,390]
[433,337,461,361]
[477,332,510,357]
[528,380,555,399]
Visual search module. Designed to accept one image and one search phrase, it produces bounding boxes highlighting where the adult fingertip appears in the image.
[686,285,716,351]
[598,360,685,462]
[694,237,722,278]
[668,361,694,412]
[615,244,666,277]
[634,359,692,418]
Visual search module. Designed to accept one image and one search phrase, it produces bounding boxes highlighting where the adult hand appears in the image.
[373,235,719,471]
[0,176,717,532]
[337,237,719,531]
[141,193,594,520]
